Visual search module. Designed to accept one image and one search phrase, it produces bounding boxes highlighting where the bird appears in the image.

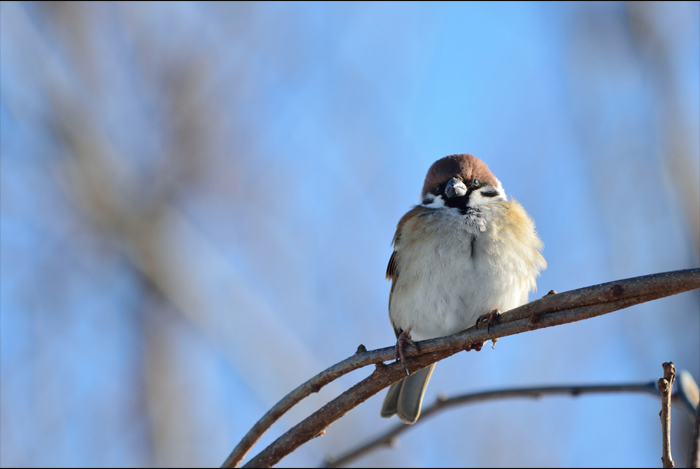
[380,154,546,424]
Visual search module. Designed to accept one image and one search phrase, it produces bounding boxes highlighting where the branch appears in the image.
[323,381,666,468]
[325,369,700,467]
[222,268,700,468]
[324,371,700,468]
[659,362,676,468]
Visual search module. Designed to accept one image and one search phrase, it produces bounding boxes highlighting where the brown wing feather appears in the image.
[386,251,398,280]
[387,251,400,337]
[386,206,429,337]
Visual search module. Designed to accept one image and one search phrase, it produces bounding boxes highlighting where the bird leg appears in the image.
[395,327,414,376]
[476,309,501,334]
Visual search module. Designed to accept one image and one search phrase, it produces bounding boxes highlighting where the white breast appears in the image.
[389,204,543,341]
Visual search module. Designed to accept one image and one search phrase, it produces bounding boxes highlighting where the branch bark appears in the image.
[222,268,700,468]
[659,362,676,468]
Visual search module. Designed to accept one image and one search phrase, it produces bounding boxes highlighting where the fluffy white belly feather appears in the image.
[389,205,538,342]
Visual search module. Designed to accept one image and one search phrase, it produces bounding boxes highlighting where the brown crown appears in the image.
[421,154,499,198]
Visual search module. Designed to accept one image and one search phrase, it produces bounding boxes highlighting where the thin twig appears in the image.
[222,269,700,468]
[323,381,662,468]
[659,362,676,468]
[690,399,700,468]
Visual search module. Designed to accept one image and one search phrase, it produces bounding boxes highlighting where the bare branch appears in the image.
[243,347,457,468]
[659,362,676,468]
[324,372,700,468]
[222,269,700,468]
[324,381,668,468]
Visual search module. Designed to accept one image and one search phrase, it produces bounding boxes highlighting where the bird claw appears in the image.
[395,327,414,375]
[476,309,501,333]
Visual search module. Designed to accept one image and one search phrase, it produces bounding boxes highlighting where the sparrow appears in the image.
[380,154,546,424]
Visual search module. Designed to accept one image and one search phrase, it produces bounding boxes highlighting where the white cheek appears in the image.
[469,193,493,207]
[421,194,446,208]
[469,184,507,207]
[497,180,505,194]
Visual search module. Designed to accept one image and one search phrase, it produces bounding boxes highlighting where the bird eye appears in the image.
[471,178,480,188]
[435,184,441,193]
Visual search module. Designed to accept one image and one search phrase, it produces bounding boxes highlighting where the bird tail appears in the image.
[380,363,435,424]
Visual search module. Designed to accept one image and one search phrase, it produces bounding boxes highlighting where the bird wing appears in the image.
[386,206,429,337]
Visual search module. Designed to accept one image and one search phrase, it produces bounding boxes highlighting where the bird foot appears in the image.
[476,309,501,333]
[395,327,415,376]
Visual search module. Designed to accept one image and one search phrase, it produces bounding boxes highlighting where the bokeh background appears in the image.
[1,1,699,467]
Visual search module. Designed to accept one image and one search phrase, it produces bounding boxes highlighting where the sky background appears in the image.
[1,1,699,467]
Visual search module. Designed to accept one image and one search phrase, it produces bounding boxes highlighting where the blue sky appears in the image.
[1,2,699,467]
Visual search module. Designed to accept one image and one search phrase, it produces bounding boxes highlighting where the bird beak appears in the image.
[445,177,467,198]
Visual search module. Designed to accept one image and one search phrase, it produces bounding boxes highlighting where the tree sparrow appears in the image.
[380,154,546,424]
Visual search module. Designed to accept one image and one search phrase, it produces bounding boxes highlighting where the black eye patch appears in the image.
[480,190,499,198]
